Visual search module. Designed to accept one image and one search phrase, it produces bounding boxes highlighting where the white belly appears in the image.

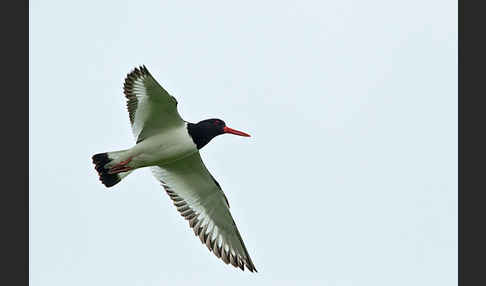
[128,123,197,168]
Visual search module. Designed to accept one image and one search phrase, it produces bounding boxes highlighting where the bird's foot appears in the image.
[108,157,132,174]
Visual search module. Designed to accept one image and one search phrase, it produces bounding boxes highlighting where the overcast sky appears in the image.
[30,1,457,285]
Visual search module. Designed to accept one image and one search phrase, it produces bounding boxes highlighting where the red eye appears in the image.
[214,120,220,125]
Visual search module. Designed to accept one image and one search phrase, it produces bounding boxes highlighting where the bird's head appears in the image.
[188,118,250,149]
[200,118,250,137]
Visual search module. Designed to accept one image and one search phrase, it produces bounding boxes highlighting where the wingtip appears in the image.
[247,264,258,273]
[139,64,149,74]
[245,258,258,273]
[125,65,150,83]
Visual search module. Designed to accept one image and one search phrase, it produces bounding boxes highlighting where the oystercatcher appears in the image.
[92,66,257,272]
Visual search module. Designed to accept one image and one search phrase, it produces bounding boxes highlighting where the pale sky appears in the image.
[30,1,457,285]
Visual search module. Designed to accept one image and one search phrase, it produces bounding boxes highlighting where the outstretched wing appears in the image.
[151,153,257,272]
[123,65,184,143]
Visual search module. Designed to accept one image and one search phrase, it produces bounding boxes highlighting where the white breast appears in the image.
[128,123,197,168]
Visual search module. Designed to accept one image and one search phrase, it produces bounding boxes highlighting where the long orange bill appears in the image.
[223,126,251,137]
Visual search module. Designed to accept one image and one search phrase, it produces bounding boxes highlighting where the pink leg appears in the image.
[109,157,133,174]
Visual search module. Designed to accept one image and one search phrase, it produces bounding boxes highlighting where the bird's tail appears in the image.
[92,150,133,188]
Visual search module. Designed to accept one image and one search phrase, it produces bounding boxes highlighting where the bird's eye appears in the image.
[214,120,220,126]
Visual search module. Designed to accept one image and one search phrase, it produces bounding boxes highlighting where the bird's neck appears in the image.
[187,123,217,149]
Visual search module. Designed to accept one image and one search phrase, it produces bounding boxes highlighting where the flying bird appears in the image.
[92,66,257,272]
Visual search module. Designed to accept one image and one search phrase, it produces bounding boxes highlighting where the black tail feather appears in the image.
[92,153,121,187]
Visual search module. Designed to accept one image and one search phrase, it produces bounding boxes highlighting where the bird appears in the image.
[91,65,257,272]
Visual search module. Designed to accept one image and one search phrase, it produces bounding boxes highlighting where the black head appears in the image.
[187,118,250,149]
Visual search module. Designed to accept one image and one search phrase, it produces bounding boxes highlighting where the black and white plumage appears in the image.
[92,66,257,272]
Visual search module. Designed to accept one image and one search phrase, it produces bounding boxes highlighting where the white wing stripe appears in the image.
[123,66,183,143]
[153,167,257,272]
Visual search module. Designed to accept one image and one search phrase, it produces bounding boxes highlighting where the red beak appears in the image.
[223,126,251,137]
